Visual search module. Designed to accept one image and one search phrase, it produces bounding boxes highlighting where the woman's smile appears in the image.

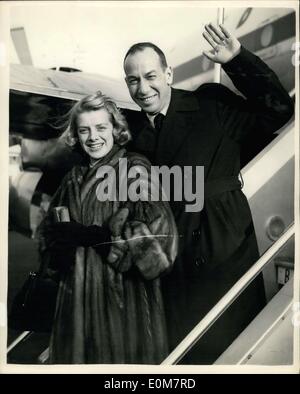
[87,142,105,151]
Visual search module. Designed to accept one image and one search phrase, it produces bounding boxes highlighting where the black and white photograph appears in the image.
[0,0,299,373]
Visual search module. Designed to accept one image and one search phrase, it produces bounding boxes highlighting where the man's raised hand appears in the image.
[203,23,241,64]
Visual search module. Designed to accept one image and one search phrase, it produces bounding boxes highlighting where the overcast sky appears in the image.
[9,2,219,80]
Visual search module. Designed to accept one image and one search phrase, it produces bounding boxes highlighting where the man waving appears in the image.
[123,23,294,363]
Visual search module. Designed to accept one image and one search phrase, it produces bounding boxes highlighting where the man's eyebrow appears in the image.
[145,70,156,75]
[126,74,138,79]
[126,70,157,79]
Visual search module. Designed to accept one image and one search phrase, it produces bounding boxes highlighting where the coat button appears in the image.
[195,257,205,267]
[192,229,201,240]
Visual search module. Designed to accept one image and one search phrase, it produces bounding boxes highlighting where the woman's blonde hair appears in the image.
[64,91,131,150]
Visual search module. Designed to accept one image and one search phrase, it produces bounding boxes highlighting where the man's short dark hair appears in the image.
[124,42,168,70]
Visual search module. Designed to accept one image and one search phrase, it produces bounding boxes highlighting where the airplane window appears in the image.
[266,215,286,241]
[260,24,273,47]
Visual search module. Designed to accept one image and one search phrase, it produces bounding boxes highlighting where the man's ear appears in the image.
[166,66,173,86]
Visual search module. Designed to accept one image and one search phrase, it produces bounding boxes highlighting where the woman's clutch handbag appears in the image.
[9,270,59,333]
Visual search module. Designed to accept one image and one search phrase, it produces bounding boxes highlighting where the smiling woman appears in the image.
[36,91,178,364]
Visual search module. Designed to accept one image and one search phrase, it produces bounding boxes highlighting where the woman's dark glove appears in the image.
[44,221,111,248]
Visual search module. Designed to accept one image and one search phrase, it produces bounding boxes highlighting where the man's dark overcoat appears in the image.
[127,47,294,363]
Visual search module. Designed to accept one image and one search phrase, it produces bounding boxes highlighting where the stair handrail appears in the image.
[161,223,295,365]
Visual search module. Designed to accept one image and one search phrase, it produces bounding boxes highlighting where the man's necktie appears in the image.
[154,113,165,132]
